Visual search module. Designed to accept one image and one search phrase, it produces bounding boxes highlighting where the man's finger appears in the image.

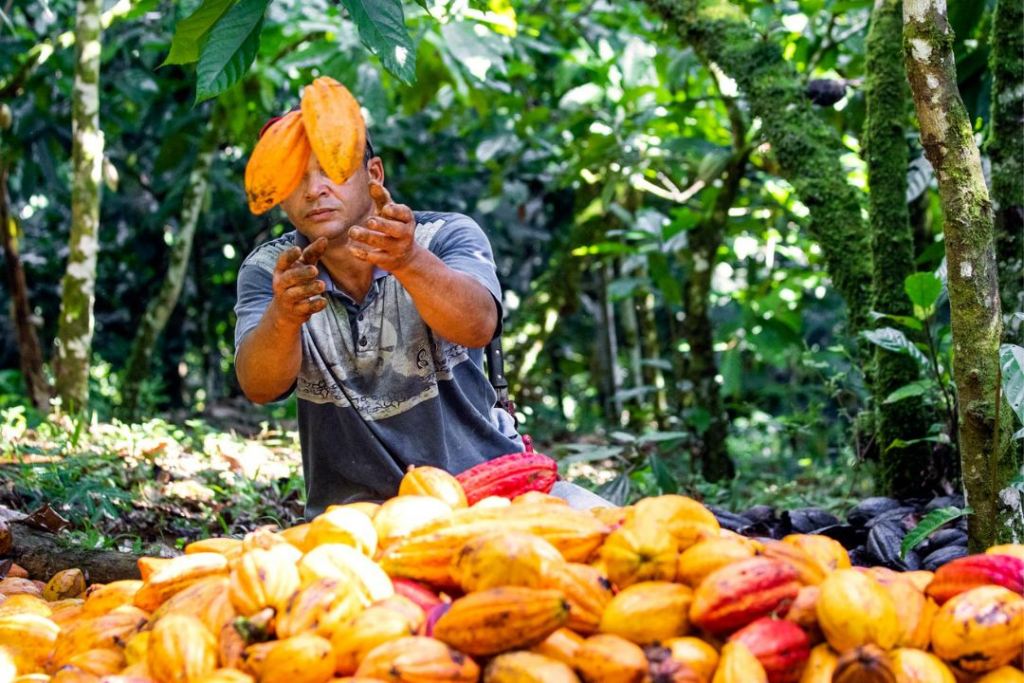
[300,236,328,265]
[284,279,325,302]
[379,202,413,223]
[369,181,391,211]
[277,265,319,289]
[350,226,401,249]
[296,296,327,316]
[275,246,303,273]
[364,216,410,239]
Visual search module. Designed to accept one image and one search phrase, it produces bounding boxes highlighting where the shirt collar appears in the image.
[291,230,388,291]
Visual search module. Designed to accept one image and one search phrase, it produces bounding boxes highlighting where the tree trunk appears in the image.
[54,0,104,413]
[638,287,669,425]
[601,261,623,423]
[864,0,938,497]
[0,164,49,411]
[643,0,875,337]
[121,120,218,420]
[987,0,1024,343]
[904,0,1024,549]
[7,521,146,583]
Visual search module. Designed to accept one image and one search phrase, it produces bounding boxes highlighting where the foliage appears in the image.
[901,506,972,560]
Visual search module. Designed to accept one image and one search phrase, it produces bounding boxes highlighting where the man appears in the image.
[235,122,608,517]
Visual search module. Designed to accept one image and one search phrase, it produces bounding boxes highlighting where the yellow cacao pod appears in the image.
[662,637,719,683]
[52,607,148,669]
[148,614,217,683]
[530,628,585,666]
[300,76,366,186]
[0,647,15,682]
[572,634,648,683]
[900,571,934,593]
[890,648,955,683]
[243,633,334,683]
[831,644,897,683]
[631,495,719,552]
[541,563,613,635]
[193,669,254,683]
[307,508,377,557]
[133,553,229,612]
[398,466,468,509]
[278,524,312,553]
[123,631,149,666]
[373,496,453,549]
[930,585,1024,673]
[61,649,124,677]
[275,577,364,639]
[43,570,87,601]
[229,548,301,616]
[483,651,580,682]
[355,637,479,682]
[782,534,851,573]
[433,587,570,657]
[331,606,416,675]
[798,643,838,683]
[975,668,1024,683]
[298,544,393,603]
[711,641,767,683]
[451,531,564,592]
[137,557,172,581]
[676,537,758,588]
[867,569,935,650]
[49,667,98,683]
[599,581,692,645]
[986,544,1024,561]
[184,538,243,561]
[81,581,143,616]
[0,594,52,617]
[0,613,59,673]
[244,110,312,215]
[816,569,899,653]
[760,539,827,586]
[151,577,236,636]
[599,522,677,589]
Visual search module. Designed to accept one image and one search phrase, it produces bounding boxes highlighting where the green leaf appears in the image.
[904,272,943,317]
[901,507,970,559]
[860,328,930,369]
[163,0,236,66]
[884,381,932,404]
[869,310,924,332]
[194,0,268,103]
[340,0,416,84]
[596,474,632,506]
[1000,344,1024,429]
[648,453,679,495]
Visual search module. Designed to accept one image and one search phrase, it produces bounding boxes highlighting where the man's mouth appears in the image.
[306,207,338,219]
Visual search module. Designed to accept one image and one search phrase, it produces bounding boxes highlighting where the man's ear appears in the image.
[367,157,384,185]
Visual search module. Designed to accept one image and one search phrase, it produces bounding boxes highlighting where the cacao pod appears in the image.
[391,579,442,615]
[194,669,254,683]
[275,577,364,639]
[43,570,87,601]
[184,539,243,560]
[331,606,416,675]
[82,581,143,616]
[307,508,377,557]
[455,453,558,505]
[690,558,801,635]
[531,628,585,666]
[711,641,768,683]
[512,491,567,506]
[599,523,678,589]
[925,554,1024,605]
[781,534,851,573]
[148,614,218,683]
[901,571,934,593]
[542,563,613,635]
[975,668,1024,683]
[831,645,897,683]
[243,633,334,683]
[229,549,301,616]
[398,466,468,509]
[797,643,837,683]
[572,634,648,683]
[61,650,124,677]
[760,540,827,586]
[644,645,704,683]
[355,637,479,682]
[278,523,312,553]
[472,496,512,510]
[598,581,691,645]
[889,648,955,683]
[300,77,366,186]
[676,537,758,589]
[150,577,236,636]
[986,544,1024,562]
[0,578,42,598]
[867,568,935,650]
[630,495,719,552]
[662,637,719,683]
[244,110,312,215]
[451,531,564,592]
[783,585,821,643]
[433,587,569,656]
[930,585,1024,673]
[0,594,52,617]
[133,554,229,612]
[0,613,60,673]
[816,569,899,653]
[137,557,172,581]
[373,497,452,549]
[728,617,810,683]
[298,544,393,604]
[372,595,425,632]
[483,651,580,682]
[51,607,148,669]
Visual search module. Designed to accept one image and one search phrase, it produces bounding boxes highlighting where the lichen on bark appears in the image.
[904,0,1023,549]
[864,0,939,496]
[55,0,104,413]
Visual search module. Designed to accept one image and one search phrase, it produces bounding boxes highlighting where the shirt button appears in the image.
[359,337,367,347]
[357,313,364,321]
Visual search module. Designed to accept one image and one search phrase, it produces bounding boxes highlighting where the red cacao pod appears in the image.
[728,617,810,683]
[455,453,558,505]
[925,553,1024,605]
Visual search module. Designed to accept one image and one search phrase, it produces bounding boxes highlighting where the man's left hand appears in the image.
[347,182,421,273]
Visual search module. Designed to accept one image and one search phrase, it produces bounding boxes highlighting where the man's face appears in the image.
[279,153,382,243]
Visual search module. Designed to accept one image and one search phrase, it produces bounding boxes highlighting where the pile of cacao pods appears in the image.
[1,451,1022,683]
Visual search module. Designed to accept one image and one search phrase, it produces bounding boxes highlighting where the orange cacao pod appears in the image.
[930,585,1024,673]
[816,569,899,653]
[194,669,254,683]
[331,606,416,675]
[531,628,585,666]
[43,569,87,601]
[728,617,810,683]
[760,540,827,586]
[975,667,1024,683]
[433,586,569,656]
[572,634,648,683]
[136,557,172,581]
[598,581,692,645]
[61,649,124,677]
[307,508,378,557]
[82,581,143,616]
[52,607,148,669]
[229,548,301,616]
[631,495,719,552]
[867,568,935,650]
[243,633,334,683]
[148,614,217,683]
[300,77,366,186]
[0,594,51,617]
[451,531,564,592]
[781,534,851,573]
[151,577,236,636]
[278,523,312,553]
[455,453,559,505]
[355,637,479,682]
[0,612,59,673]
[711,641,768,683]
[374,496,453,549]
[398,466,468,509]
[926,553,1024,605]
[690,557,801,635]
[134,553,229,612]
[797,643,838,683]
[662,637,719,682]
[783,585,821,643]
[676,537,758,588]
[599,523,678,589]
[0,578,42,598]
[184,538,243,560]
[542,563,613,634]
[276,577,364,639]
[483,651,580,682]
[831,644,897,683]
[890,648,955,683]
[244,110,312,215]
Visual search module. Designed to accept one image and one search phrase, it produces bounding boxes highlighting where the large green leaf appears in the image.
[901,507,969,560]
[163,0,236,67]
[339,0,416,84]
[860,328,931,370]
[194,0,269,103]
[884,380,932,404]
[1000,344,1024,434]
[904,272,943,318]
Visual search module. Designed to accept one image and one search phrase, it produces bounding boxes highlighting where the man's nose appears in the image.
[304,166,330,198]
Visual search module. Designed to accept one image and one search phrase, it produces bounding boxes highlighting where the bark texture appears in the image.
[121,122,218,419]
[8,521,143,583]
[864,0,937,496]
[904,0,1023,549]
[987,0,1024,343]
[55,0,104,412]
[1,165,49,411]
[644,0,874,336]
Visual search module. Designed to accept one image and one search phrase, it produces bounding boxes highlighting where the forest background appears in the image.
[0,0,1021,554]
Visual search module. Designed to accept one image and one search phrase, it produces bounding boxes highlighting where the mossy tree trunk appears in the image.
[54,0,104,413]
[864,0,938,496]
[987,0,1023,343]
[904,0,1024,549]
[121,118,218,420]
[643,0,874,338]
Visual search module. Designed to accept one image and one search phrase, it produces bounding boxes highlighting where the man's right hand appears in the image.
[270,236,329,328]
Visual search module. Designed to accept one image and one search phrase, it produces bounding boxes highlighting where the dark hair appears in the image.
[259,108,376,167]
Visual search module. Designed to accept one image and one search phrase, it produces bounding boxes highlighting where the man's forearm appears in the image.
[236,302,304,403]
[393,248,498,348]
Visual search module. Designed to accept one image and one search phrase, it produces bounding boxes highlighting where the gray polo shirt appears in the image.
[234,211,522,517]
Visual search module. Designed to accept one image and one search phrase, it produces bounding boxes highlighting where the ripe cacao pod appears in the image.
[61,649,124,677]
[867,568,935,650]
[690,558,801,635]
[355,637,479,682]
[194,669,255,683]
[572,634,648,683]
[391,578,443,615]
[513,491,567,506]
[816,569,899,653]
[298,544,393,604]
[51,607,149,669]
[43,569,87,601]
[133,553,229,612]
[728,617,810,683]
[986,544,1024,561]
[229,548,301,616]
[889,648,955,683]
[0,594,52,618]
[184,538,243,560]
[455,453,559,505]
[374,496,453,549]
[300,76,366,186]
[783,585,821,643]
[275,577,364,639]
[244,110,312,215]
[631,495,720,552]
[398,466,468,509]
[531,628,585,666]
[331,606,416,675]
[925,553,1024,605]
[797,643,838,683]
[901,570,934,593]
[975,667,1024,683]
[137,557,172,581]
[782,534,851,573]
[433,586,569,656]
[243,632,334,683]
[760,540,827,586]
[307,508,378,557]
[451,531,564,592]
[0,613,60,673]
[278,523,312,552]
[0,578,42,598]
[831,644,897,683]
[711,641,768,683]
[151,577,236,636]
[148,614,218,683]
[599,523,678,589]
[930,585,1024,673]
[598,581,692,645]
[82,581,143,616]
[676,537,758,588]
[662,637,719,683]
[542,563,613,634]
[483,651,580,682]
